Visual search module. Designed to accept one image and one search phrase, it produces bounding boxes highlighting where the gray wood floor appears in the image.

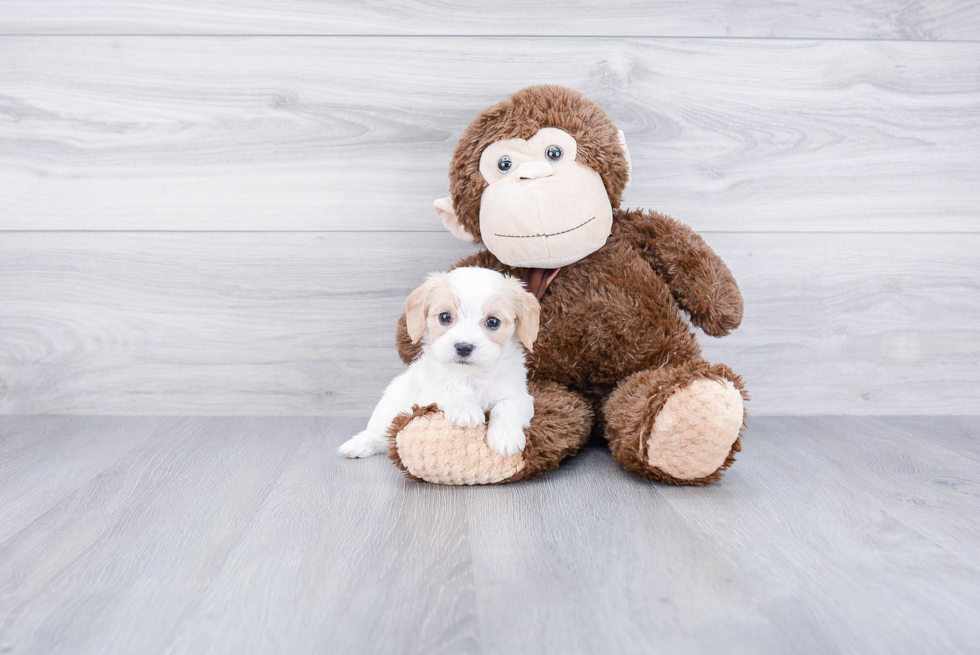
[1,415,978,654]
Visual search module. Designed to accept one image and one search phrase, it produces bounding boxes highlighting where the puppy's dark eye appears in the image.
[497,156,513,173]
[485,317,501,330]
[439,312,452,325]
[545,145,563,162]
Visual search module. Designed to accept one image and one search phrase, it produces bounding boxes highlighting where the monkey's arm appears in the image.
[619,210,743,337]
[395,249,506,364]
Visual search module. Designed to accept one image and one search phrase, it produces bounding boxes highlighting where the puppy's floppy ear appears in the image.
[405,280,431,344]
[512,283,541,352]
[434,197,476,243]
[406,273,452,343]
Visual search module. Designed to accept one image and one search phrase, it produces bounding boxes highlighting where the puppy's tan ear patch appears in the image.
[405,282,429,344]
[513,283,541,352]
[406,273,454,344]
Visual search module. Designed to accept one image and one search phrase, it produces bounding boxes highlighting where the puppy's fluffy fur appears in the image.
[339,266,540,459]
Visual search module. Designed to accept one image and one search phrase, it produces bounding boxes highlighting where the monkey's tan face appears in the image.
[477,128,614,268]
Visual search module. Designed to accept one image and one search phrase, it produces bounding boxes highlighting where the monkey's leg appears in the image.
[603,360,748,485]
[387,380,593,485]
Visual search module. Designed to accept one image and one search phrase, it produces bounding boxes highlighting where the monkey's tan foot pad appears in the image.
[646,379,744,482]
[387,404,525,485]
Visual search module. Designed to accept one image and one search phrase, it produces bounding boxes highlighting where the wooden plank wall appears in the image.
[0,2,978,416]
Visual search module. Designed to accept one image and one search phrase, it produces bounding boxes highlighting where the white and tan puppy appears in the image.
[338,267,540,459]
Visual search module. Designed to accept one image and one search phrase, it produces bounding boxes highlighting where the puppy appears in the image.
[338,266,540,459]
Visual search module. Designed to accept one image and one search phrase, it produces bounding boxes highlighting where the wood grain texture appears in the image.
[2,37,978,232]
[0,416,165,541]
[1,231,977,416]
[879,415,980,463]
[1,415,979,654]
[165,417,477,655]
[777,416,980,571]
[1,0,978,39]
[0,416,304,654]
[464,459,788,653]
[699,232,980,415]
[658,416,980,654]
[0,232,477,416]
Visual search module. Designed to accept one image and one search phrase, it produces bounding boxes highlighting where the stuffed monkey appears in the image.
[388,85,748,485]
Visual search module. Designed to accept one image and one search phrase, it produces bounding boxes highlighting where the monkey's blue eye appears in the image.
[486,317,501,330]
[439,312,452,325]
[546,145,563,161]
[497,156,513,173]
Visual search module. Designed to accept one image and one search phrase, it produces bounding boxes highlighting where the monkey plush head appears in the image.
[435,85,632,268]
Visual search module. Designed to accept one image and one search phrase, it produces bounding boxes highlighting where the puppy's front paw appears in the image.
[338,430,388,459]
[487,419,527,457]
[441,399,486,429]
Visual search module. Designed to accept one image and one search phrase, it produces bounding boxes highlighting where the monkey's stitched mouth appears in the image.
[493,216,596,239]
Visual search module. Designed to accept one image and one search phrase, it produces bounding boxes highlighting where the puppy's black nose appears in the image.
[455,342,475,357]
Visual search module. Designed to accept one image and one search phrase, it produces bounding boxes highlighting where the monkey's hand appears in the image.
[620,210,743,337]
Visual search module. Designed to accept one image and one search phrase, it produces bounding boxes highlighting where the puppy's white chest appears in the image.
[463,374,502,410]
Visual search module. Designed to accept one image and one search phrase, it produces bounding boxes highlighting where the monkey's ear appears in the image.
[434,197,476,243]
[616,129,632,190]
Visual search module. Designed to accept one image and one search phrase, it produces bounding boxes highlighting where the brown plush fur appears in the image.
[505,380,594,482]
[394,86,747,485]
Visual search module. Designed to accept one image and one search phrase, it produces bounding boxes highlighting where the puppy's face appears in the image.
[405,267,540,368]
